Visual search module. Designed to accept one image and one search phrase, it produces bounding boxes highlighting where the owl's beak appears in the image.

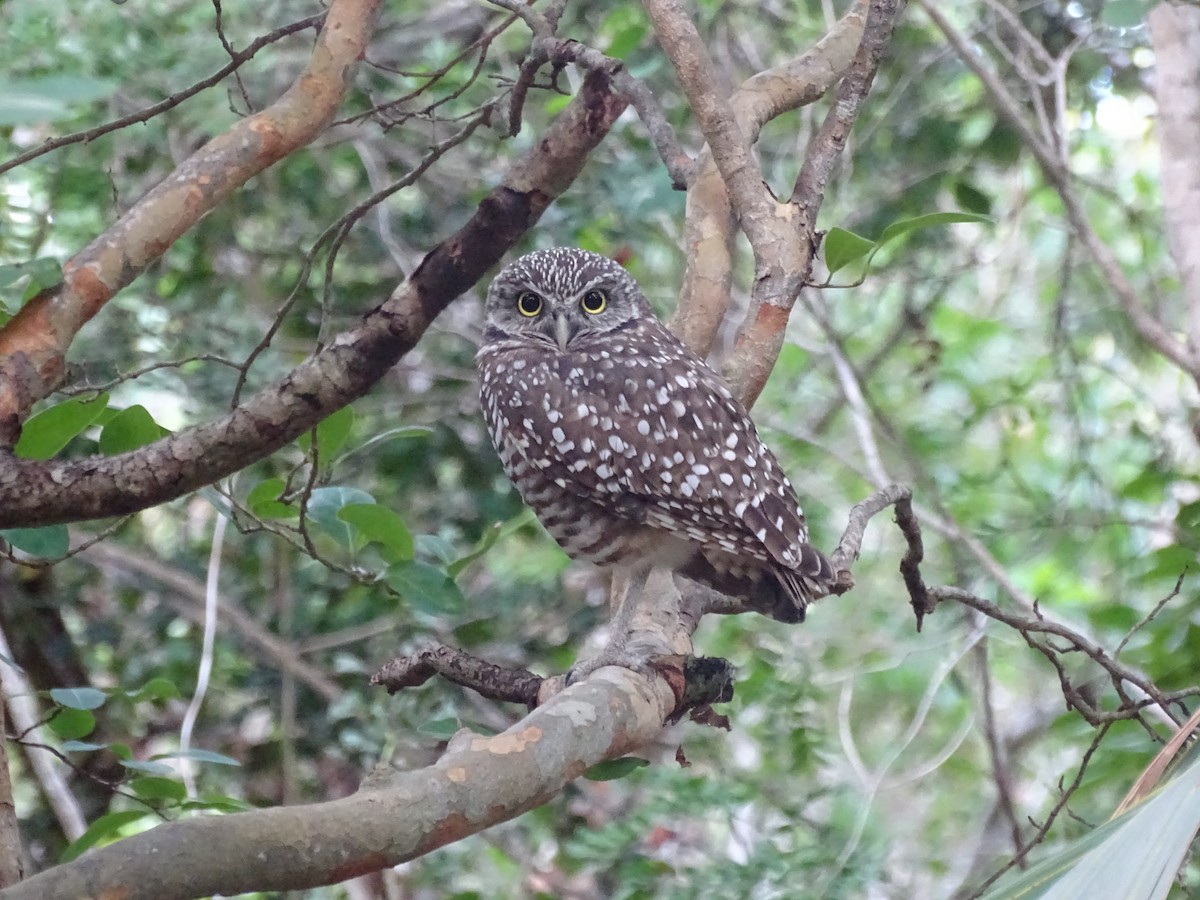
[552,309,574,351]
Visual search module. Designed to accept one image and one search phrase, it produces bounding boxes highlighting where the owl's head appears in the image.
[483,248,652,350]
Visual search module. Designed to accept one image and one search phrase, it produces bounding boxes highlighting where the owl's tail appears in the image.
[767,544,837,623]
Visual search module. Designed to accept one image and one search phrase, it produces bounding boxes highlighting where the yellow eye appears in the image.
[581,289,607,314]
[516,291,542,317]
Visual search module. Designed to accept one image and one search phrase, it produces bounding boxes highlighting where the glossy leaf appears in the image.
[50,686,107,710]
[60,810,148,863]
[129,776,188,802]
[246,478,297,519]
[337,502,414,562]
[159,748,243,768]
[0,524,69,559]
[823,227,876,276]
[298,405,355,464]
[14,393,110,460]
[48,708,95,740]
[305,485,376,548]
[98,404,163,455]
[384,560,467,616]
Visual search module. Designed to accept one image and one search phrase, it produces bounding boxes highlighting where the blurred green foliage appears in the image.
[0,0,1195,896]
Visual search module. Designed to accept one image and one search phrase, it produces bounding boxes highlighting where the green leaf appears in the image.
[600,5,649,58]
[60,740,109,753]
[1101,0,1149,28]
[48,708,96,740]
[0,257,62,296]
[384,560,467,616]
[337,502,414,562]
[0,524,69,559]
[50,686,107,710]
[128,776,188,802]
[98,405,163,455]
[417,717,461,740]
[15,393,110,460]
[584,757,650,781]
[179,795,253,813]
[823,227,876,276]
[60,810,148,863]
[876,211,991,248]
[981,743,1200,900]
[246,478,297,519]
[448,521,506,578]
[156,748,241,767]
[118,758,175,776]
[297,405,355,463]
[0,75,119,125]
[952,181,993,216]
[125,676,182,702]
[306,485,376,548]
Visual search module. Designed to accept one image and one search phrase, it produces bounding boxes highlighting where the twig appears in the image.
[966,723,1113,898]
[0,15,324,178]
[917,0,1198,380]
[935,586,1193,727]
[371,644,543,708]
[0,625,87,840]
[791,0,901,214]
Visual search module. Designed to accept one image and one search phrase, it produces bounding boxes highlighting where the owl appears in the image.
[477,248,834,667]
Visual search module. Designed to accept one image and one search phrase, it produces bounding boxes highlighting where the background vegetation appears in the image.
[0,0,1197,897]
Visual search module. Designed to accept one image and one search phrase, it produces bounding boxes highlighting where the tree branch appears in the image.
[0,70,629,528]
[0,671,676,900]
[917,0,1199,382]
[0,0,384,441]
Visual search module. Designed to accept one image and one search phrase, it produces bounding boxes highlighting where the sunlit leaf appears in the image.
[50,686,106,710]
[876,211,991,247]
[119,758,175,776]
[337,502,414,562]
[125,676,183,702]
[129,776,188,802]
[60,810,148,863]
[98,404,164,455]
[823,227,876,276]
[297,405,355,464]
[48,708,95,740]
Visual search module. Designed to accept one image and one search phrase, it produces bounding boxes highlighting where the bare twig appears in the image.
[917,0,1199,381]
[0,14,325,178]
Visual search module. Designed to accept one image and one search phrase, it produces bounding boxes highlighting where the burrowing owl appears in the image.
[477,248,834,668]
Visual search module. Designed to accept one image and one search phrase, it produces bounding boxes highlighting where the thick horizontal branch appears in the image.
[0,71,628,528]
[0,670,676,900]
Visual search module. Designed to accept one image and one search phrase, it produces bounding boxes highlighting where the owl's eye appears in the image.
[516,291,543,317]
[580,289,607,315]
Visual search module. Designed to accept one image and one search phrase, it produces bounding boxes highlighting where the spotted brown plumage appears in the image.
[477,247,834,625]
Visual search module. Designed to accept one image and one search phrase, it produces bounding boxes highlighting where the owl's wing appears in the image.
[485,329,816,574]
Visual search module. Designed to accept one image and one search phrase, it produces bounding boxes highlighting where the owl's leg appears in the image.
[566,565,657,683]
